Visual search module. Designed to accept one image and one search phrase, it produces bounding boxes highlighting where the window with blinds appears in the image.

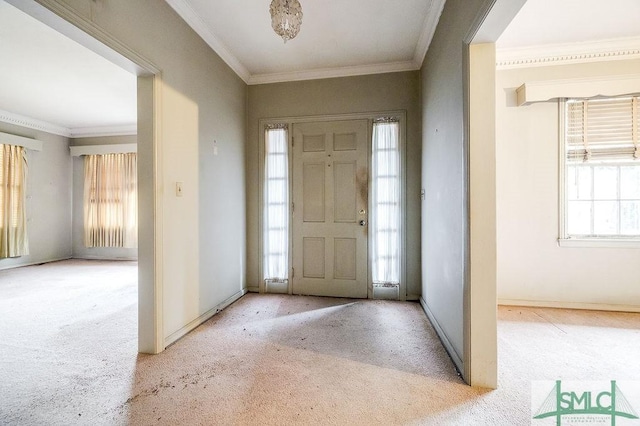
[563,96,640,238]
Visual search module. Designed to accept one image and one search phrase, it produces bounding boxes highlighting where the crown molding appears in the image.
[0,109,137,138]
[164,0,250,83]
[0,109,70,137]
[248,61,419,85]
[496,36,640,70]
[69,124,137,138]
[413,0,446,67]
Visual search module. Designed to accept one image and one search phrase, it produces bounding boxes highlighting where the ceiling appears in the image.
[0,0,638,136]
[497,0,640,48]
[165,0,446,84]
[0,0,137,137]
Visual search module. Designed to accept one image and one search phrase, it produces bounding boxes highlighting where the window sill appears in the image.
[558,238,640,248]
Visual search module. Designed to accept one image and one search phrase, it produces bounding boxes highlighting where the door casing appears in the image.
[258,111,407,300]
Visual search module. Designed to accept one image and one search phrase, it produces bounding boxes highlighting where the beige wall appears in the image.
[0,122,72,269]
[50,0,248,344]
[247,71,422,298]
[496,58,640,309]
[70,135,137,260]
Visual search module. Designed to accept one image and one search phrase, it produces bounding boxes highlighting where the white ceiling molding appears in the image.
[413,0,447,67]
[0,109,137,139]
[497,36,640,70]
[70,125,137,138]
[164,0,251,83]
[0,109,70,137]
[248,61,418,86]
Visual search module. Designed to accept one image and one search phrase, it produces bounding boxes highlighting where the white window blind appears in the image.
[371,119,401,285]
[566,97,639,163]
[564,96,640,238]
[0,144,29,258]
[263,125,289,282]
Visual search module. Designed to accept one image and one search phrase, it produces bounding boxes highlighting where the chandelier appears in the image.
[269,0,303,43]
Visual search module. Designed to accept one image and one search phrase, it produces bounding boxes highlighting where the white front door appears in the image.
[291,120,369,298]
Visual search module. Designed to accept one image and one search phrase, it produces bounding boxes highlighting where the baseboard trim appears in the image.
[0,256,72,271]
[246,286,259,293]
[420,297,464,373]
[72,255,138,261]
[164,289,247,348]
[498,298,640,313]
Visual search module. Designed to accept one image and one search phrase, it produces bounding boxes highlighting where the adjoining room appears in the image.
[0,1,139,411]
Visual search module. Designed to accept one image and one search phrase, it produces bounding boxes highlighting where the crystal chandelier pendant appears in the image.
[269,0,303,43]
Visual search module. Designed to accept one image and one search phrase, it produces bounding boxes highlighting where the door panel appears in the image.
[302,237,325,278]
[334,161,357,222]
[334,238,357,279]
[292,120,368,298]
[302,163,325,222]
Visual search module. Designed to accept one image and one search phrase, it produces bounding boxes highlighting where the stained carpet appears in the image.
[1,260,639,425]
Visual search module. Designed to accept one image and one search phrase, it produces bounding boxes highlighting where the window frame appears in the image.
[558,98,640,248]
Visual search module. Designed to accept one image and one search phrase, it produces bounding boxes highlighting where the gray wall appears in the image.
[70,135,137,260]
[420,0,488,367]
[0,122,72,269]
[247,71,422,298]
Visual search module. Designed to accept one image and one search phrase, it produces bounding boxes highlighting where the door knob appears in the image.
[359,220,367,226]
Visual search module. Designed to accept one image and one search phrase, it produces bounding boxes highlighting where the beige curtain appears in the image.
[0,144,29,258]
[84,153,137,248]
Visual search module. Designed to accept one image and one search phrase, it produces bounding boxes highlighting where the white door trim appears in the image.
[258,111,407,300]
[461,0,526,388]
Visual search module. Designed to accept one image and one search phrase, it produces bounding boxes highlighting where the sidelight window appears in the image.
[263,125,289,282]
[371,119,401,285]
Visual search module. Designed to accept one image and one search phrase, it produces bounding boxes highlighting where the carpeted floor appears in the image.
[0,260,639,425]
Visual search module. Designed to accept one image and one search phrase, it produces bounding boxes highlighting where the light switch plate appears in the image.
[176,182,184,197]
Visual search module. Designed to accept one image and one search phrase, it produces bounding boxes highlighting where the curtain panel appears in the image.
[263,126,289,282]
[84,153,137,248]
[371,121,401,285]
[0,144,29,258]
